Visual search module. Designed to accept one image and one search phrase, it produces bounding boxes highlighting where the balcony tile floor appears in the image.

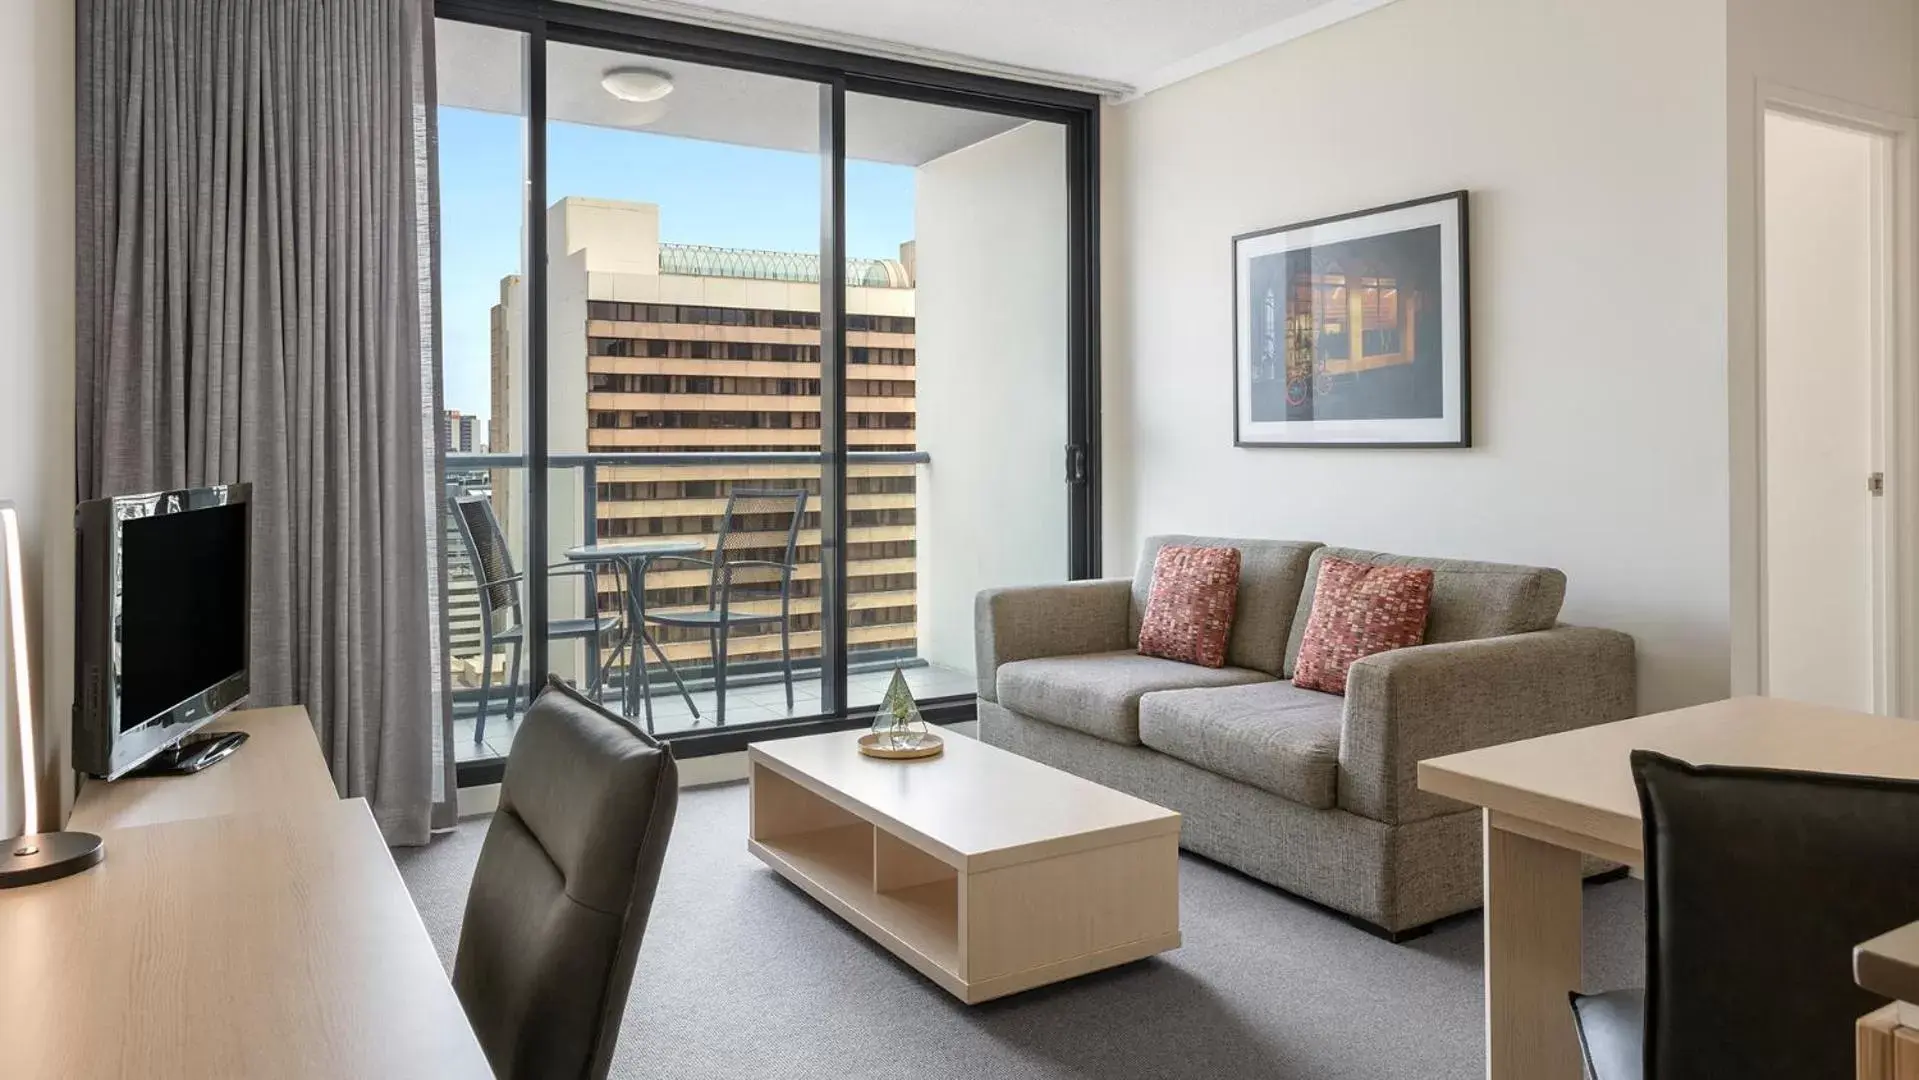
[453,661,978,762]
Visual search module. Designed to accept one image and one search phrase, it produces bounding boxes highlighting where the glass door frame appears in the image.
[439,0,1102,779]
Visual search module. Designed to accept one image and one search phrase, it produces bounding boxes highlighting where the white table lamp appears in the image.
[0,501,102,888]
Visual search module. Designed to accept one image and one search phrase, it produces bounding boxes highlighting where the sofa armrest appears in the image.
[974,579,1133,701]
[1338,626,1637,824]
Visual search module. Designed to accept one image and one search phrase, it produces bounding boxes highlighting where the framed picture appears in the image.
[1233,190,1470,448]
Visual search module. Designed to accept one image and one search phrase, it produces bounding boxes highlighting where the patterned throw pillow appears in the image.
[1137,545,1242,668]
[1293,557,1434,695]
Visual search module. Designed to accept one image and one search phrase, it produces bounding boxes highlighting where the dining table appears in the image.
[1417,696,1919,1080]
[563,539,705,726]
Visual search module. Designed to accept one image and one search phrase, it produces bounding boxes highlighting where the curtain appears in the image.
[76,0,453,844]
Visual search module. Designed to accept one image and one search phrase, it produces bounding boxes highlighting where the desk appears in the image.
[1418,696,1919,1080]
[1,707,491,1079]
[69,706,337,832]
[1856,922,1919,1078]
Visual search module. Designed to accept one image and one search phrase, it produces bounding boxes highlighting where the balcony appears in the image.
[443,450,976,762]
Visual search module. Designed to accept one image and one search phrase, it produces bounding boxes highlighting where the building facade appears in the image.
[443,409,481,454]
[481,198,918,692]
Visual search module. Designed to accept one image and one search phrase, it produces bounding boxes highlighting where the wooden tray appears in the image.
[857,731,944,760]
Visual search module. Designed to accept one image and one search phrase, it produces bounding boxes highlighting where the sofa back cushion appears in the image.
[1283,546,1567,678]
[1131,535,1322,677]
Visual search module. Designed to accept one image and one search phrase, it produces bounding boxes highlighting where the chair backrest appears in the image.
[453,676,680,1080]
[708,488,808,597]
[450,494,521,623]
[1633,749,1919,1078]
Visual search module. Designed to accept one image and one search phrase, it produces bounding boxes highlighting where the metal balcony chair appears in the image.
[639,489,806,727]
[449,494,624,747]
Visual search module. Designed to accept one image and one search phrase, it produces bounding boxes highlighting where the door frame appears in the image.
[1750,82,1919,715]
[436,0,1104,777]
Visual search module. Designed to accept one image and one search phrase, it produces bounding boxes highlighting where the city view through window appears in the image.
[436,24,1070,762]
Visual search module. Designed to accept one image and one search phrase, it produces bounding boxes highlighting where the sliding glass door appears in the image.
[841,92,1072,715]
[434,0,1099,776]
[434,17,531,761]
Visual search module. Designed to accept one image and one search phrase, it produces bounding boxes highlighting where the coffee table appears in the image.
[747,729,1181,1003]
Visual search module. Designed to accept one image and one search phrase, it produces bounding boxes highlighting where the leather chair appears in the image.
[453,675,680,1080]
[1570,750,1919,1079]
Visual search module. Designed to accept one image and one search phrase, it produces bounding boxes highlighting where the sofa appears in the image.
[974,535,1636,938]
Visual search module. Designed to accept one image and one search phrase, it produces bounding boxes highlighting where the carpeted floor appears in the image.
[396,782,1644,1079]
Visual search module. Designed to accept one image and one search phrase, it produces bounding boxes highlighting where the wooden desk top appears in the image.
[749,729,1178,872]
[0,799,491,1079]
[69,706,339,832]
[1418,696,1919,856]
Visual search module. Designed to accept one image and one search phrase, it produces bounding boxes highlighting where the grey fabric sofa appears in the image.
[975,535,1636,938]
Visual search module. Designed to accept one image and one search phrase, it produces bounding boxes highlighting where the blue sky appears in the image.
[438,107,918,426]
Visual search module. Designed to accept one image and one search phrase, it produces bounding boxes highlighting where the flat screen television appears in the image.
[73,485,252,779]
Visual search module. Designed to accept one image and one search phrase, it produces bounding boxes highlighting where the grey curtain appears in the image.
[76,0,454,843]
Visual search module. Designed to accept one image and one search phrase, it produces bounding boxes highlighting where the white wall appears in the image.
[1103,0,1729,712]
[915,121,1070,675]
[0,1,75,834]
[1726,0,1919,698]
[1761,113,1878,711]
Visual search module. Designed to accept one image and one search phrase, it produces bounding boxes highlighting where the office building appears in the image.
[442,409,481,454]
[488,198,919,680]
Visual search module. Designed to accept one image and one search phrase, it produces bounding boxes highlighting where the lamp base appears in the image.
[0,831,104,889]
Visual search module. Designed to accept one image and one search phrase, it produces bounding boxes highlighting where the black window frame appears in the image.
[437,0,1101,784]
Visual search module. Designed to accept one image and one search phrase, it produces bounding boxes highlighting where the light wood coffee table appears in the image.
[748,728,1181,1003]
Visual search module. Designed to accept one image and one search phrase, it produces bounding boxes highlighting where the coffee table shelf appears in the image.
[752,820,962,983]
[747,729,1181,1004]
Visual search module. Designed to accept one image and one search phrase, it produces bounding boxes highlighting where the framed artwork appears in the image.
[1232,190,1470,448]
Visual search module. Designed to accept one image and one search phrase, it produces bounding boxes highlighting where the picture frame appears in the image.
[1232,190,1471,448]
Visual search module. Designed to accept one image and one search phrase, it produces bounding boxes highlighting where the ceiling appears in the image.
[438,24,1028,166]
[437,0,1397,163]
[587,0,1401,94]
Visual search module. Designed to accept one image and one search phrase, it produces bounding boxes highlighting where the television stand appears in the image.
[127,731,250,778]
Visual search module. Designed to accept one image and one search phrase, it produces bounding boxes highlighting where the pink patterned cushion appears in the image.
[1138,546,1241,669]
[1293,558,1434,695]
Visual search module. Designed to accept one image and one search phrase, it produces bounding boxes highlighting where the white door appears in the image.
[1761,110,1883,712]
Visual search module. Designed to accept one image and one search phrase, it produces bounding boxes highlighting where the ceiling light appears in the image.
[602,68,674,104]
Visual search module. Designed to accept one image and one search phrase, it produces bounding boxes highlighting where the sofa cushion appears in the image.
[1284,547,1567,678]
[1292,558,1435,696]
[998,650,1273,745]
[1131,535,1323,676]
[1138,681,1344,809]
[1128,682,1343,813]
[1138,545,1241,668]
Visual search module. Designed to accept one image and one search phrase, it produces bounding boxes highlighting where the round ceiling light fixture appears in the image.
[602,67,675,104]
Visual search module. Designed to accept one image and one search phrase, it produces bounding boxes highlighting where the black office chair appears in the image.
[1570,750,1919,1079]
[453,676,679,1080]
[449,494,623,746]
[641,489,806,725]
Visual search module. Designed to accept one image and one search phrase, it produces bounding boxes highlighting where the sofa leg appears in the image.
[1350,916,1435,944]
[1361,865,1634,944]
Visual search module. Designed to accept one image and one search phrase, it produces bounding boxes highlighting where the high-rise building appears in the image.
[442,409,481,454]
[486,197,917,686]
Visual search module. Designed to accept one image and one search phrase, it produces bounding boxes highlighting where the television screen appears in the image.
[117,501,249,732]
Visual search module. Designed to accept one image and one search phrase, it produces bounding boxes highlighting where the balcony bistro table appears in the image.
[564,540,705,731]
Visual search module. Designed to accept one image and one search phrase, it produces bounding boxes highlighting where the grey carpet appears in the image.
[396,782,1644,1079]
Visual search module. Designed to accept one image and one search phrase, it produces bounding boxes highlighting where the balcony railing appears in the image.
[441,449,971,761]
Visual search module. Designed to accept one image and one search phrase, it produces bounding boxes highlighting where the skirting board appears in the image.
[452,722,980,819]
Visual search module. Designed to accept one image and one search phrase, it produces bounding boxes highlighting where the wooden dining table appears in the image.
[1418,696,1919,1080]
